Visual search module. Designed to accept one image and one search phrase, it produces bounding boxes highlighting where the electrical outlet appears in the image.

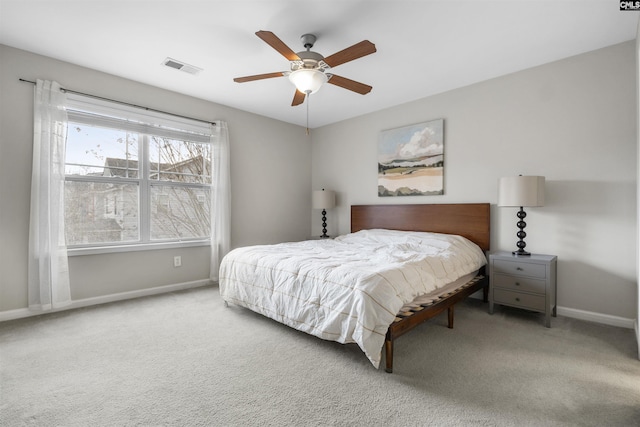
[173,256,182,267]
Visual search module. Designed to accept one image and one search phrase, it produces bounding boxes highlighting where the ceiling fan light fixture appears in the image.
[288,68,328,94]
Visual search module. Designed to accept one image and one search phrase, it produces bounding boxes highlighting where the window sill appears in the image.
[67,240,210,256]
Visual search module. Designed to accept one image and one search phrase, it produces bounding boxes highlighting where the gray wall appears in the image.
[0,44,312,312]
[311,41,638,321]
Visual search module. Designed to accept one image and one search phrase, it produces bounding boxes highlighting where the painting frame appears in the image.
[378,119,444,197]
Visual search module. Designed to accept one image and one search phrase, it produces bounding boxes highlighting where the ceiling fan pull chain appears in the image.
[306,95,310,135]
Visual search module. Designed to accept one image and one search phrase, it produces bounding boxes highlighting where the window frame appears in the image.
[64,94,214,256]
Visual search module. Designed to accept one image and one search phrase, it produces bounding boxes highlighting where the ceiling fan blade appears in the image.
[323,40,376,68]
[256,30,301,61]
[233,72,285,83]
[327,74,372,95]
[292,90,306,106]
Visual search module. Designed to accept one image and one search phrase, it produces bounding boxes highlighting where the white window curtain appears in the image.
[209,121,231,282]
[28,80,72,310]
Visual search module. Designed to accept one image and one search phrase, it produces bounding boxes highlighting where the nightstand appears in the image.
[489,252,557,327]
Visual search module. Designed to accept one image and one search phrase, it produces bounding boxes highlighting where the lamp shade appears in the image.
[289,69,328,94]
[312,189,336,210]
[498,176,545,207]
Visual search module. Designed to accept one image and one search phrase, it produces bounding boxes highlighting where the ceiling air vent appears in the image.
[162,57,203,75]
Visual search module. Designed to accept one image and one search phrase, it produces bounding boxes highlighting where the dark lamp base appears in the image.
[512,249,531,256]
[320,209,329,239]
[512,207,532,257]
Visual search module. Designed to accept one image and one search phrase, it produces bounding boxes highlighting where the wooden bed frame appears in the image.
[351,203,491,373]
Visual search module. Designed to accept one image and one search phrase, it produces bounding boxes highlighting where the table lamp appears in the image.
[498,175,545,256]
[312,189,336,238]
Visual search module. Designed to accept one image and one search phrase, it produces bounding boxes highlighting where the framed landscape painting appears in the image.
[378,119,444,197]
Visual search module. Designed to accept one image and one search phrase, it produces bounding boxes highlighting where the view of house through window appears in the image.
[64,99,213,248]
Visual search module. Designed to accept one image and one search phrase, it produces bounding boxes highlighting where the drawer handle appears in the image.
[515,282,520,286]
[515,297,521,302]
[516,267,524,271]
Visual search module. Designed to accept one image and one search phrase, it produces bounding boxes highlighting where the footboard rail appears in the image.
[384,273,489,373]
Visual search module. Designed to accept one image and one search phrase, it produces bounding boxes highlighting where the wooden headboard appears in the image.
[351,203,490,251]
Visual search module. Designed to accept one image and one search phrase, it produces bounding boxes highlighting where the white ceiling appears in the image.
[1,1,637,128]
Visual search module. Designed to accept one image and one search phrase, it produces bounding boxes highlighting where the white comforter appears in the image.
[219,229,486,368]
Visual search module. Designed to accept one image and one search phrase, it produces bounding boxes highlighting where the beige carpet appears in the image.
[1,286,639,426]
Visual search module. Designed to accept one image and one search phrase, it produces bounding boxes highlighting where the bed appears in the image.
[219,203,490,373]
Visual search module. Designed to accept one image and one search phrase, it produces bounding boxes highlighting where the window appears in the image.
[63,94,214,250]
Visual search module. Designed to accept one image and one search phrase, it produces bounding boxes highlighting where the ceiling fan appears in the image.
[234,31,377,106]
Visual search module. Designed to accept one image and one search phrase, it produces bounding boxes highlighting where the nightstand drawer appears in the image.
[493,289,545,311]
[493,259,546,279]
[492,274,546,294]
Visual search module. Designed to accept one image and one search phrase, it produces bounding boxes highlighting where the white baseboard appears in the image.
[557,306,635,329]
[2,285,636,333]
[449,292,635,329]
[0,279,213,322]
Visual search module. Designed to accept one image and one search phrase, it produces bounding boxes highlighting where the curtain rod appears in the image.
[19,78,216,126]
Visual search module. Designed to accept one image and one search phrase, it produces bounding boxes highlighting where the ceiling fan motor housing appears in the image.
[293,50,327,71]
